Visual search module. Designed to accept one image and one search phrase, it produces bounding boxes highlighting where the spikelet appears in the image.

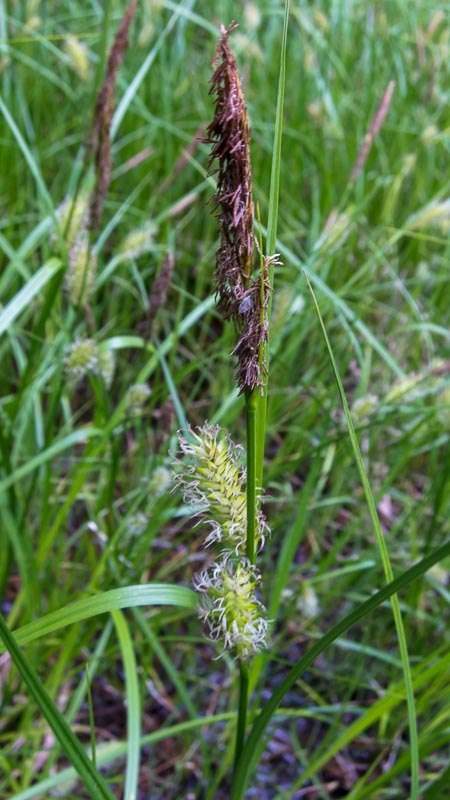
[244,2,261,30]
[127,383,152,416]
[148,251,174,318]
[351,394,379,423]
[194,553,268,660]
[53,194,90,250]
[206,24,277,392]
[350,80,395,182]
[64,338,99,383]
[118,224,157,259]
[65,232,96,306]
[408,199,450,233]
[64,35,90,82]
[177,424,247,551]
[148,466,171,498]
[128,512,149,537]
[175,423,270,658]
[176,424,267,553]
[97,349,115,388]
[385,373,423,403]
[64,339,114,387]
[206,23,254,317]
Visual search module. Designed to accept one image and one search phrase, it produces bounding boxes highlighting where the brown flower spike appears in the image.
[206,23,270,392]
[89,0,137,231]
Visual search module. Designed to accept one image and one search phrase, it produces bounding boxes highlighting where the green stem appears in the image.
[255,0,289,493]
[0,613,115,800]
[233,384,259,788]
[234,660,249,775]
[245,388,258,565]
[254,388,267,498]
[234,5,290,793]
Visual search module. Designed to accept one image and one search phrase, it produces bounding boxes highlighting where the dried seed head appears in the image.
[148,250,175,318]
[89,0,137,231]
[206,24,276,393]
[206,22,254,318]
[232,253,279,392]
[350,80,395,182]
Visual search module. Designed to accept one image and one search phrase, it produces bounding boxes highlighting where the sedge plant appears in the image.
[1,3,450,799]
[175,8,444,799]
[173,19,287,783]
[173,8,357,796]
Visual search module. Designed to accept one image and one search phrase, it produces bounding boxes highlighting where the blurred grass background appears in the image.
[0,1,449,798]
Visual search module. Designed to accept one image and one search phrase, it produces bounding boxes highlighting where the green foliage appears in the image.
[0,1,449,798]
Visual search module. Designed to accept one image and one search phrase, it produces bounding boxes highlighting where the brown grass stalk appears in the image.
[89,0,137,231]
[350,80,395,182]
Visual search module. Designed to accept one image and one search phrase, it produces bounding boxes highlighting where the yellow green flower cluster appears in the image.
[176,424,269,659]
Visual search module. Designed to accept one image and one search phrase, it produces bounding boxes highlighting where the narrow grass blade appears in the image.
[265,0,290,260]
[0,613,115,800]
[132,609,197,719]
[100,335,148,351]
[0,428,101,494]
[0,259,62,336]
[297,651,449,788]
[257,224,406,378]
[0,584,197,653]
[255,0,290,491]
[157,344,188,430]
[268,452,323,622]
[0,232,30,285]
[112,611,140,800]
[230,540,450,799]
[0,97,58,224]
[421,761,450,799]
[111,0,186,138]
[36,297,214,560]
[6,48,74,98]
[305,274,419,797]
[163,0,219,35]
[10,714,234,800]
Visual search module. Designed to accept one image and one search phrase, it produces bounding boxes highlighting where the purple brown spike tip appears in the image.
[206,23,273,393]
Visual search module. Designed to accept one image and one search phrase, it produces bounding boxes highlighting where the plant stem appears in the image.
[234,5,290,792]
[255,0,289,492]
[233,387,258,783]
[234,660,249,776]
[245,388,258,565]
[234,386,258,765]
